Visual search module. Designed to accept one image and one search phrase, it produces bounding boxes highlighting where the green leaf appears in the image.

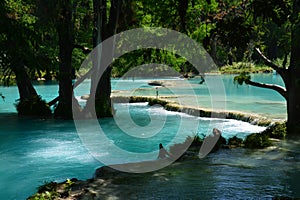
[233,72,251,85]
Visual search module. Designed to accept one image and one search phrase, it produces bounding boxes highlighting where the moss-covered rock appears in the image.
[243,133,272,149]
[228,136,243,147]
[261,122,286,139]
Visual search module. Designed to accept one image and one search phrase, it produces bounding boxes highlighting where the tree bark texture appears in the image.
[12,64,38,101]
[86,0,121,118]
[287,1,300,134]
[54,0,75,119]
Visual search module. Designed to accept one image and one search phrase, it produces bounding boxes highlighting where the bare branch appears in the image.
[48,96,59,107]
[255,48,281,70]
[246,79,287,100]
[47,68,94,106]
[255,48,286,78]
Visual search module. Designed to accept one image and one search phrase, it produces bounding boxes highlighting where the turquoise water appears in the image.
[110,74,286,120]
[0,74,298,199]
[1,74,286,119]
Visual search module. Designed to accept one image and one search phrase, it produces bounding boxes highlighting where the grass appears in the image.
[219,62,273,74]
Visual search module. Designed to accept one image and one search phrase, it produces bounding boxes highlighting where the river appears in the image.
[0,74,299,199]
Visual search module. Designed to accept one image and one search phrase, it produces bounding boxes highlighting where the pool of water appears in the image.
[0,74,298,199]
[109,74,286,120]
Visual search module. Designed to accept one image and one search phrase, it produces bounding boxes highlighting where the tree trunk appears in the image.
[13,64,38,100]
[95,67,113,117]
[286,73,300,135]
[54,0,75,119]
[12,63,52,117]
[287,1,300,134]
[85,0,121,118]
[178,0,188,33]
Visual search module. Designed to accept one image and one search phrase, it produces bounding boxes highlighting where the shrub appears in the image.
[228,136,243,147]
[261,122,286,139]
[220,62,272,74]
[27,181,59,200]
[27,179,75,200]
[244,133,272,149]
[16,96,52,117]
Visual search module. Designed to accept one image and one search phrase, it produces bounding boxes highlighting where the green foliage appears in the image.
[28,179,75,200]
[273,53,291,68]
[257,120,272,127]
[15,96,52,117]
[261,122,287,139]
[112,49,189,78]
[233,72,251,85]
[243,118,286,150]
[243,123,286,149]
[228,136,243,147]
[252,0,292,26]
[220,62,272,74]
[213,5,253,51]
[64,179,74,191]
[244,132,272,149]
[28,181,60,200]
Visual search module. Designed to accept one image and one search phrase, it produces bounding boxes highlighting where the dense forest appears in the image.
[0,0,299,134]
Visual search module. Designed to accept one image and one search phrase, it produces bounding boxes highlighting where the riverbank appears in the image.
[28,137,300,199]
[26,96,297,199]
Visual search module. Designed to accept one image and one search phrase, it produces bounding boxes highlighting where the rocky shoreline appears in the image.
[27,160,201,200]
[27,95,288,199]
[27,123,289,199]
[27,138,292,200]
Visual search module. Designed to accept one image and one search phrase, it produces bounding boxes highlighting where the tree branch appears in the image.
[255,48,287,76]
[48,44,93,106]
[246,79,287,100]
[47,68,94,106]
[48,96,60,107]
[73,68,93,89]
[73,44,92,54]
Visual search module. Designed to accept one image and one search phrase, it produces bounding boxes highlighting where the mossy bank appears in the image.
[111,95,273,126]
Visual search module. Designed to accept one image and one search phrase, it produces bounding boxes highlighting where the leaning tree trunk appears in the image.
[54,0,75,119]
[12,63,51,117]
[13,64,38,100]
